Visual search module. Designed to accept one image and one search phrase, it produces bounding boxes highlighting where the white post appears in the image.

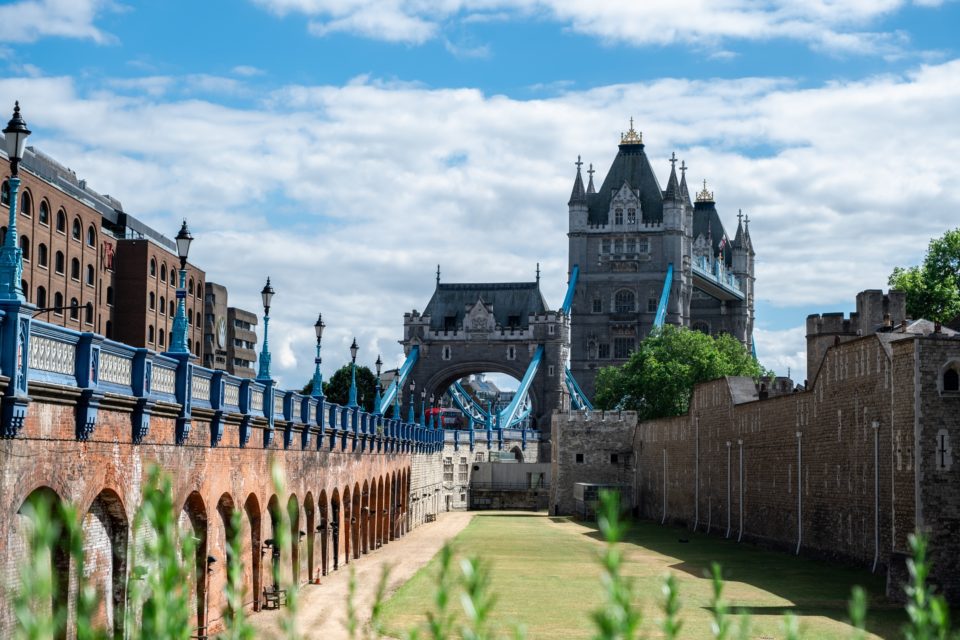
[725,441,732,539]
[737,439,744,542]
[661,448,667,525]
[795,430,802,555]
[694,418,699,531]
[872,419,880,572]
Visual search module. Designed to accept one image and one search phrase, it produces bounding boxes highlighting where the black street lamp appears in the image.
[257,278,275,381]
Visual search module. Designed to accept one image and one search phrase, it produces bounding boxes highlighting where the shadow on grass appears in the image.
[470,512,546,518]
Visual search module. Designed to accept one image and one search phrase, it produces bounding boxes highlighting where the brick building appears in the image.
[203,282,258,378]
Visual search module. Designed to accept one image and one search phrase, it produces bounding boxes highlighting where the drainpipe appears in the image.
[872,419,880,573]
[725,441,732,539]
[795,430,802,555]
[661,448,667,525]
[737,439,744,542]
[694,418,700,531]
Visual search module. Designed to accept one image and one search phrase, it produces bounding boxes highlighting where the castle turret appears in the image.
[568,155,588,232]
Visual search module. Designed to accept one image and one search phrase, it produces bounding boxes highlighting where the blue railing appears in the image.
[692,255,744,299]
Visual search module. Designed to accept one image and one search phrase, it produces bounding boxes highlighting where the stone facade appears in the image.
[438,430,541,511]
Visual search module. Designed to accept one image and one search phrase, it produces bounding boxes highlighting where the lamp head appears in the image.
[349,337,359,363]
[260,278,275,315]
[174,219,193,267]
[3,101,31,175]
[409,379,416,393]
[314,313,325,342]
[375,354,382,376]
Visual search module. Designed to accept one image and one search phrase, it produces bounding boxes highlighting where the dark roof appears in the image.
[587,143,663,225]
[732,219,745,249]
[423,282,549,330]
[693,201,733,266]
[568,166,586,206]
[679,171,691,205]
[664,163,680,201]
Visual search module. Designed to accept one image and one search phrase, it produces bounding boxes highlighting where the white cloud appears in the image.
[4,58,960,389]
[754,324,808,382]
[232,65,265,77]
[249,0,938,55]
[0,0,117,44]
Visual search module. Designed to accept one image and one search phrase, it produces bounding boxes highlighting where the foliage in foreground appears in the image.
[11,469,959,640]
[593,325,766,419]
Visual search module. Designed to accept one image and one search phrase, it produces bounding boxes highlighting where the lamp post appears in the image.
[407,379,416,424]
[312,313,325,398]
[373,355,383,415]
[419,389,426,426]
[170,220,193,353]
[347,337,359,408]
[428,393,436,429]
[257,278,275,381]
[0,102,30,301]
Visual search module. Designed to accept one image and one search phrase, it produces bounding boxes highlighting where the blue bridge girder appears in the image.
[380,344,419,410]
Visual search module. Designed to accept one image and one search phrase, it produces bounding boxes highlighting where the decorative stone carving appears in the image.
[153,366,176,395]
[100,352,132,386]
[29,336,75,375]
[224,384,240,407]
[191,375,210,403]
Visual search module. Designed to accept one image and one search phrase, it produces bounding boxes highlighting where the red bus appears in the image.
[426,407,465,429]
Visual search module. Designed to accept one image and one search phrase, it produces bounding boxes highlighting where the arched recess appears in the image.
[180,492,208,632]
[390,471,398,540]
[243,494,262,611]
[330,489,341,571]
[214,493,237,624]
[317,490,329,577]
[351,483,361,559]
[378,476,387,545]
[510,446,524,462]
[265,496,281,591]
[421,361,527,412]
[82,488,129,637]
[304,492,315,584]
[341,486,351,565]
[360,481,369,555]
[16,488,70,640]
[287,495,300,587]
[367,480,377,551]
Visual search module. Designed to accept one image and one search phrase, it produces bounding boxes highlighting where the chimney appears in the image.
[883,312,892,328]
[935,321,942,333]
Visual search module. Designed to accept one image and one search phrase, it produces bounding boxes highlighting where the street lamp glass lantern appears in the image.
[260,278,274,314]
[350,337,359,363]
[3,102,31,167]
[375,355,383,376]
[174,220,193,263]
[409,379,416,393]
[420,389,426,402]
[314,313,325,342]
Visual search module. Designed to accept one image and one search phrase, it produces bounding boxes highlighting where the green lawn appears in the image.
[380,513,905,639]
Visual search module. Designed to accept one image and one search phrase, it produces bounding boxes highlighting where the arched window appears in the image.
[0,181,8,205]
[195,340,200,355]
[614,290,635,313]
[196,282,203,299]
[19,189,31,217]
[19,235,29,261]
[149,292,156,310]
[84,303,93,325]
[38,243,47,268]
[149,258,156,277]
[614,207,624,225]
[159,296,166,315]
[56,209,66,233]
[38,200,49,225]
[0,226,5,244]
[148,325,155,344]
[187,309,192,326]
[85,264,94,286]
[160,264,167,282]
[169,300,174,316]
[106,286,114,306]
[170,269,176,286]
[70,258,80,280]
[69,297,79,320]
[21,280,28,301]
[945,368,959,392]
[188,277,194,295]
[86,225,96,247]
[36,286,46,308]
[71,218,81,240]
[105,320,112,339]
[159,328,165,347]
[53,292,64,315]
[55,251,65,274]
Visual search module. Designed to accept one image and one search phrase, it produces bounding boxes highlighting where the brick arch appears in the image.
[304,492,315,584]
[82,488,129,637]
[317,490,329,577]
[330,488,341,571]
[361,480,370,554]
[367,479,377,551]
[180,491,208,631]
[213,493,237,624]
[265,495,282,589]
[391,470,398,539]
[243,493,261,611]
[15,487,70,640]
[341,486,351,565]
[287,494,300,586]
[421,361,527,406]
[378,476,387,545]
[351,482,361,559]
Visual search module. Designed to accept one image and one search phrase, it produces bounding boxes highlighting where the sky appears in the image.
[2,0,959,389]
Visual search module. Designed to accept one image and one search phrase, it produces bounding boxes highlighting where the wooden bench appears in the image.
[262,587,287,609]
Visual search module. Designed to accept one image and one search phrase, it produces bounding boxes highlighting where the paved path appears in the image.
[247,511,475,639]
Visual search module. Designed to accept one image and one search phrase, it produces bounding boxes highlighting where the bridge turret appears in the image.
[568,156,588,233]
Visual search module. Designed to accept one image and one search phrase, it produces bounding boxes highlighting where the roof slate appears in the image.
[587,143,663,225]
[423,282,550,331]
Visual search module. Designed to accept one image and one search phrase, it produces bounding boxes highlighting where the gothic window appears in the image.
[70,258,80,281]
[638,238,650,253]
[601,239,610,253]
[615,208,623,225]
[442,346,452,360]
[19,189,31,217]
[36,286,46,308]
[85,264,94,286]
[71,218,81,241]
[945,367,959,392]
[56,209,66,233]
[598,343,610,359]
[592,298,602,313]
[627,208,636,224]
[647,298,657,313]
[188,277,194,295]
[38,243,47,268]
[626,238,636,253]
[53,292,64,315]
[54,251,64,274]
[614,337,634,359]
[38,200,49,225]
[69,297,79,320]
[614,290,635,313]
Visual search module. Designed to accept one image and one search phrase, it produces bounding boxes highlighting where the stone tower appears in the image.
[568,122,755,398]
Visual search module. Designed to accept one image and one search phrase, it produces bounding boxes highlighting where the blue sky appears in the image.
[2,0,960,388]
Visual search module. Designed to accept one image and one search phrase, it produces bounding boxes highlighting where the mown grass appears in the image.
[380,513,906,639]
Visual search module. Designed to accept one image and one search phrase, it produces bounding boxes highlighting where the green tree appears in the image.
[889,228,960,324]
[593,325,764,419]
[302,363,378,412]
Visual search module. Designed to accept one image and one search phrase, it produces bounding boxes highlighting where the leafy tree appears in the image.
[593,325,763,419]
[302,363,378,412]
[889,228,960,324]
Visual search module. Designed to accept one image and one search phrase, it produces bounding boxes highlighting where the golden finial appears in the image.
[696,179,714,203]
[620,117,643,145]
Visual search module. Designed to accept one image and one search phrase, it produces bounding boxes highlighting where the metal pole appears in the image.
[737,439,744,542]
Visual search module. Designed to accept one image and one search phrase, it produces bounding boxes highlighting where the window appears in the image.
[106,286,114,306]
[71,218,81,240]
[86,225,96,247]
[548,323,556,335]
[159,329,165,348]
[84,303,93,325]
[36,286,46,308]
[105,321,112,338]
[0,181,7,205]
[159,296,166,315]
[149,292,156,310]
[53,292,64,316]
[575,453,584,464]
[170,269,176,286]
[69,298,79,320]
[614,337,634,359]
[945,368,959,392]
[613,239,622,254]
[195,340,200,355]
[638,238,650,253]
[38,200,49,225]
[475,452,484,462]
[148,325,155,344]
[55,251,65,274]
[160,264,167,282]
[196,283,203,299]
[626,238,636,253]
[19,235,29,261]
[85,264,94,286]
[648,298,658,313]
[442,346,452,360]
[0,226,5,244]
[56,209,66,233]
[627,208,636,224]
[38,243,47,268]
[149,258,156,277]
[601,239,610,253]
[548,365,555,376]
[188,309,193,326]
[19,190,31,217]
[611,453,619,464]
[70,258,80,281]
[444,315,456,331]
[21,280,28,301]
[188,277,194,295]
[598,343,610,359]
[614,208,623,225]
[169,300,174,316]
[614,290,635,313]
[506,346,516,360]
[592,298,602,313]
[507,314,521,329]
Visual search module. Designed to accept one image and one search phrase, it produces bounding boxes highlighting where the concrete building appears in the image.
[203,282,258,378]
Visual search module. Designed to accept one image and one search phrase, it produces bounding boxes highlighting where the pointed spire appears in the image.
[535,262,540,283]
[733,209,745,249]
[679,160,691,205]
[744,213,755,255]
[665,151,680,201]
[568,155,586,206]
[586,163,596,194]
[695,179,714,203]
[620,117,643,145]
[436,264,441,286]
